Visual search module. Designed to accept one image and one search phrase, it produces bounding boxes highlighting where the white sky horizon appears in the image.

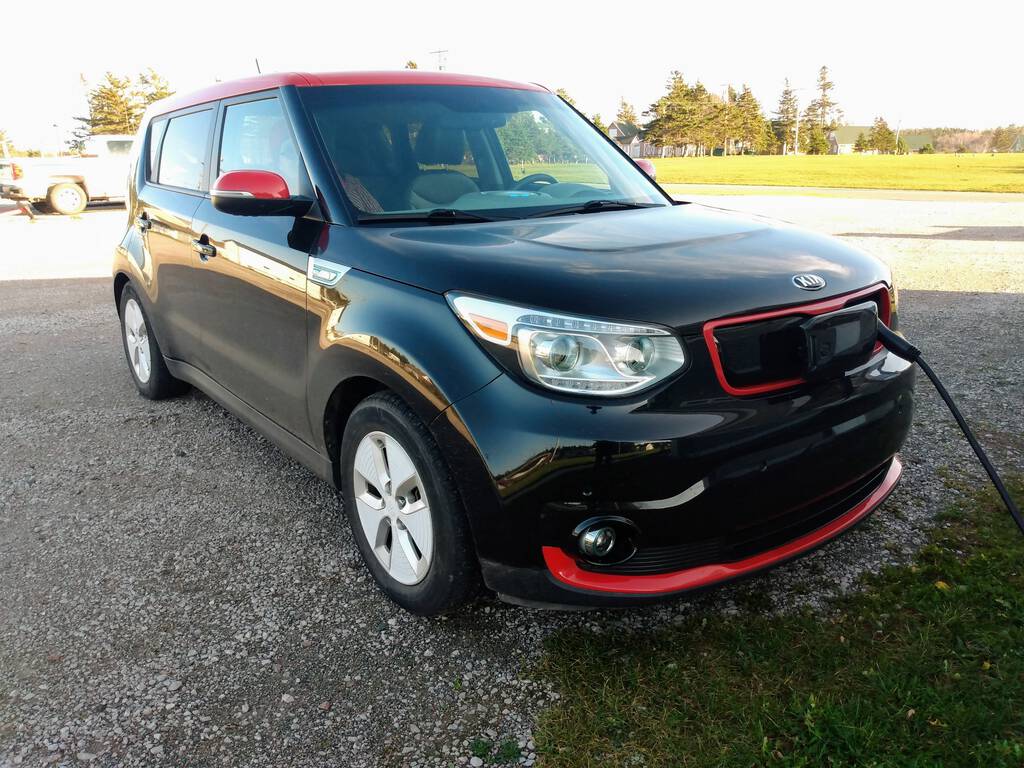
[2,0,1020,150]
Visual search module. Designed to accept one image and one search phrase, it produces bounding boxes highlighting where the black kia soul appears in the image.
[113,70,914,614]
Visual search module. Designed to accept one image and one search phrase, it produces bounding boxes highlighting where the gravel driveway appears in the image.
[1,197,1022,767]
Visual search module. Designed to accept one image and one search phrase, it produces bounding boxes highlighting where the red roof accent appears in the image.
[147,70,548,117]
[542,457,901,596]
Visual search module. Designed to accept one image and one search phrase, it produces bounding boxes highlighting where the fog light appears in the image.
[579,525,617,558]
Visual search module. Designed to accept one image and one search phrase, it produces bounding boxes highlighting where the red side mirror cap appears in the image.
[211,170,311,217]
[634,158,657,181]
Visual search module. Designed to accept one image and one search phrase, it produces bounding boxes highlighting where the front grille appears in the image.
[581,460,891,576]
[706,286,891,395]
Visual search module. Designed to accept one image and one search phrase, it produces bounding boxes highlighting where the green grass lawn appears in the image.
[649,154,1024,193]
[535,477,1024,767]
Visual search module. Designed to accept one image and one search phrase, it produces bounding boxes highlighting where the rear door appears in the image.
[137,106,216,362]
[188,91,318,443]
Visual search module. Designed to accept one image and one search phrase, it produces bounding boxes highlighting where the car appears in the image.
[0,135,133,214]
[111,70,914,615]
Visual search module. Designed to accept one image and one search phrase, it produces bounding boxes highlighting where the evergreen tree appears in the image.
[590,114,608,134]
[644,72,695,150]
[80,72,136,135]
[555,88,576,107]
[734,85,770,154]
[805,65,842,130]
[615,99,638,125]
[799,108,830,154]
[72,69,174,146]
[773,79,799,154]
[854,132,868,152]
[404,60,418,69]
[868,116,897,153]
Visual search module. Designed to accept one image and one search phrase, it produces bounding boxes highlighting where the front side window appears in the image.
[299,84,667,221]
[218,98,302,192]
[157,109,213,191]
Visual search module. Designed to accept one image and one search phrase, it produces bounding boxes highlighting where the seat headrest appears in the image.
[414,123,466,165]
[330,125,393,177]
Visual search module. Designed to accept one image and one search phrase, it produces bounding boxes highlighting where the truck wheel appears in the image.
[47,183,87,215]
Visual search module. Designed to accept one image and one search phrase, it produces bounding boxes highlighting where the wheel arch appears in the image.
[322,375,389,487]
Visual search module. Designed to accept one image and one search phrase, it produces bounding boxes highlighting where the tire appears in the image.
[118,284,188,400]
[341,392,479,615]
[30,201,52,214]
[47,182,87,215]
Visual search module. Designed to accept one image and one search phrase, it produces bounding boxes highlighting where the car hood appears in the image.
[333,203,891,329]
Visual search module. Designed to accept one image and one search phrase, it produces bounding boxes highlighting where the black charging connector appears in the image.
[877,323,1023,535]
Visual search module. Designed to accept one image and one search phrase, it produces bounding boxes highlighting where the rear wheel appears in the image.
[119,284,188,399]
[47,182,87,215]
[341,392,479,614]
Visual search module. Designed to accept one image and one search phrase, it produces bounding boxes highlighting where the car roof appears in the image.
[147,70,550,118]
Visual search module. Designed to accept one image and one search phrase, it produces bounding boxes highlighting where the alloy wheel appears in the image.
[123,298,152,384]
[352,430,434,585]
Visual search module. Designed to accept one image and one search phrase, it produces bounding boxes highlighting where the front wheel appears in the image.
[119,284,188,400]
[341,392,479,615]
[47,182,87,215]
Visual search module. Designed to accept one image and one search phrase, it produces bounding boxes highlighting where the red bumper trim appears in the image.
[542,457,902,596]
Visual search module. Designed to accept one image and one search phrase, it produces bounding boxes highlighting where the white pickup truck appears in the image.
[0,135,134,214]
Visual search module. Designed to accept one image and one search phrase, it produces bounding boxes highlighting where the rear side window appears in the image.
[218,98,301,191]
[157,110,213,191]
[147,119,167,179]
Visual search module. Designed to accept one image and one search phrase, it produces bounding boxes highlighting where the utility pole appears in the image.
[429,49,448,71]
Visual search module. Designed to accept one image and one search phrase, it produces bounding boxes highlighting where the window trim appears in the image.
[211,89,314,200]
[147,102,219,197]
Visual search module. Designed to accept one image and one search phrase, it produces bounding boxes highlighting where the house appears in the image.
[607,120,644,157]
[828,125,936,154]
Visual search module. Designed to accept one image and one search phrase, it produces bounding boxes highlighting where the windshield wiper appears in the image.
[525,199,663,219]
[356,208,503,225]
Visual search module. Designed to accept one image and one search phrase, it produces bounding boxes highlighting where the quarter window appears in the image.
[148,119,167,180]
[218,98,301,192]
[157,110,213,191]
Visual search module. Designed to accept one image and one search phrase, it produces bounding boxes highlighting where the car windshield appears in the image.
[298,84,668,222]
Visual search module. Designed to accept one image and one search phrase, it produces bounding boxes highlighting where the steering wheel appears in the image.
[513,173,558,191]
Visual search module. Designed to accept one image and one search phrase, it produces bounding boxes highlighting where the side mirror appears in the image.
[634,158,657,181]
[211,170,312,217]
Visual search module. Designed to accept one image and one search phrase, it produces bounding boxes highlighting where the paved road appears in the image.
[1,200,1022,767]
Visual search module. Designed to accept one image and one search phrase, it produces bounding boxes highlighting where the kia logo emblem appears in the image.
[792,274,827,291]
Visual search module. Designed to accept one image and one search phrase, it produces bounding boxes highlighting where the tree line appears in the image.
[69,69,174,150]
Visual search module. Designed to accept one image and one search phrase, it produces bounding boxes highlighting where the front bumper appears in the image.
[432,337,915,607]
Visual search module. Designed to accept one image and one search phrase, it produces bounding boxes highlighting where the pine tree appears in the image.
[555,88,576,107]
[644,72,695,151]
[734,85,770,154]
[404,60,418,70]
[81,72,136,135]
[854,132,868,152]
[590,114,608,134]
[72,69,174,147]
[615,99,638,126]
[773,79,799,154]
[868,117,897,153]
[805,65,842,131]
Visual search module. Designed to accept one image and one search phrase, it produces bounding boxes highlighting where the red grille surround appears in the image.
[703,282,892,397]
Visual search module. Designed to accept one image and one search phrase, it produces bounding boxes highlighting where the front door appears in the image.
[188,93,317,444]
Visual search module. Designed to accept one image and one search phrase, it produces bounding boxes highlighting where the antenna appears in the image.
[255,58,262,74]
[428,49,449,71]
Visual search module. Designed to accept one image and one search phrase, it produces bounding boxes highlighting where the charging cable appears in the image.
[876,323,1023,535]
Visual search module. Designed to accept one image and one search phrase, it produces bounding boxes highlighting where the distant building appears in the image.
[828,125,936,154]
[607,120,645,157]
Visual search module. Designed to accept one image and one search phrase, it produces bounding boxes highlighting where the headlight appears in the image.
[448,293,686,396]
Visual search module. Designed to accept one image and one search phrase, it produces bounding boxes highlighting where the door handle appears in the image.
[191,239,216,261]
[135,215,151,232]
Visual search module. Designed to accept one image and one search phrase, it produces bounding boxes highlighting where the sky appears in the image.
[2,0,1021,150]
